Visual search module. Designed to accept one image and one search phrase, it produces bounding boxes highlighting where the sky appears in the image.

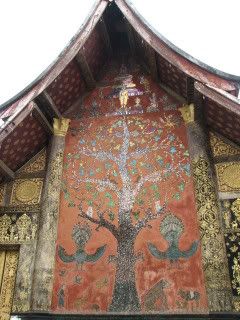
[0,0,239,107]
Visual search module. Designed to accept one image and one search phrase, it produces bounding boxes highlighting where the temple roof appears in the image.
[0,0,239,182]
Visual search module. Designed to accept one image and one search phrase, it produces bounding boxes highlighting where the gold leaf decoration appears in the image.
[53,118,70,137]
[0,251,19,320]
[215,162,240,192]
[209,132,240,157]
[10,179,43,206]
[192,156,231,311]
[21,149,46,173]
[0,185,5,206]
[0,213,37,244]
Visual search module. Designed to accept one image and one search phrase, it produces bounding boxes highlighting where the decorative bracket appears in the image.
[179,103,195,124]
[53,118,70,137]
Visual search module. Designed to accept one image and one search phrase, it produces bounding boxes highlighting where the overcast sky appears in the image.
[0,0,239,106]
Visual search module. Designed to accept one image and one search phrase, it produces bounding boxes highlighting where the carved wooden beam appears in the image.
[125,20,136,56]
[0,160,15,180]
[37,91,61,119]
[186,76,195,104]
[146,46,158,82]
[75,52,96,90]
[32,102,53,135]
[99,17,113,57]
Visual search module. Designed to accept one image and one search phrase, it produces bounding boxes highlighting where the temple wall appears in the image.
[0,61,240,319]
[51,62,209,314]
[0,149,46,315]
[209,132,240,312]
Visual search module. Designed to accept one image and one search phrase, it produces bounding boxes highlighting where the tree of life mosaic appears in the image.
[52,62,207,314]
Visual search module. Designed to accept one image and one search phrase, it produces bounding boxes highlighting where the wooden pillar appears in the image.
[31,118,70,311]
[12,242,37,313]
[179,103,232,312]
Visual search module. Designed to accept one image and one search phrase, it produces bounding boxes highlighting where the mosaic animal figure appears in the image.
[178,289,200,310]
[148,214,199,263]
[143,279,170,311]
[58,223,106,269]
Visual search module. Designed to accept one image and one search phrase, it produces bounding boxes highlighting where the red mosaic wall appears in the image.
[52,61,208,314]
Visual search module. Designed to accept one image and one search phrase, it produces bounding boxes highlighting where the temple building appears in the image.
[1,1,240,319]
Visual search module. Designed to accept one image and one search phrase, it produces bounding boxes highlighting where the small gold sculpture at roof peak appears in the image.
[179,103,195,124]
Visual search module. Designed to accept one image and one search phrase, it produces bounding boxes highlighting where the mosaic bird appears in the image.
[148,214,198,263]
[58,244,107,269]
[58,223,106,269]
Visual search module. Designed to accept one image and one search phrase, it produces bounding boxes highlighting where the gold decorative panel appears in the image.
[215,162,240,192]
[0,185,5,206]
[0,250,19,320]
[10,179,43,205]
[221,199,240,311]
[192,156,231,311]
[21,149,46,173]
[210,132,240,157]
[0,213,37,244]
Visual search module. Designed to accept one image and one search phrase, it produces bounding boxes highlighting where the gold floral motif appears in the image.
[21,149,46,173]
[233,299,240,311]
[53,118,70,137]
[0,204,41,214]
[0,214,37,244]
[215,162,240,192]
[209,132,240,157]
[0,250,19,320]
[10,179,43,205]
[0,185,5,206]
[232,257,240,295]
[0,215,11,242]
[179,103,194,124]
[192,156,231,311]
[231,199,240,222]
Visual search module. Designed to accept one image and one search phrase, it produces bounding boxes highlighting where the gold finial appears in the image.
[179,103,195,124]
[53,118,70,137]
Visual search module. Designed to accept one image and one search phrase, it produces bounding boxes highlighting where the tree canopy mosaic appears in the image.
[52,63,207,313]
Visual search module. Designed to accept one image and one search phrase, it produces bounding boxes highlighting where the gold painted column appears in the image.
[179,104,232,312]
[31,118,70,311]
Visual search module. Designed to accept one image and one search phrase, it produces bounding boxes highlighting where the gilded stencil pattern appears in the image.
[209,132,240,157]
[0,185,5,206]
[192,156,231,311]
[21,149,46,174]
[0,213,37,244]
[215,162,240,192]
[10,178,43,206]
[221,199,240,311]
[0,251,19,320]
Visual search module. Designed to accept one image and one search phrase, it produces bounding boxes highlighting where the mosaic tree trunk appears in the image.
[61,115,192,311]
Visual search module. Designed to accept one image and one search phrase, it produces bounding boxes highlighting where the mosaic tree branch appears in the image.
[135,206,166,233]
[71,174,121,198]
[78,147,118,163]
[78,204,119,239]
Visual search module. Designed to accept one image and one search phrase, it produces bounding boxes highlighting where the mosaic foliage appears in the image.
[52,61,207,313]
